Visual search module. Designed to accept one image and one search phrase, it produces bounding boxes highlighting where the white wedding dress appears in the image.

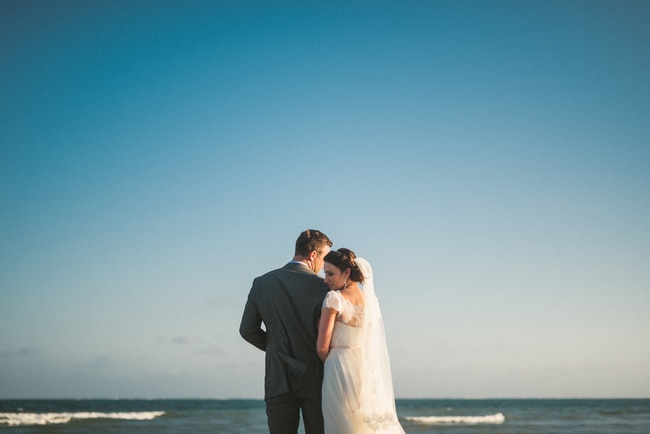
[321,258,405,434]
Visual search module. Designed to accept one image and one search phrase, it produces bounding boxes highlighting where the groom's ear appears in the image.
[308,250,318,261]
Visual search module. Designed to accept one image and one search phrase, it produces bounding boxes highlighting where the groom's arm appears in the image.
[239,287,267,351]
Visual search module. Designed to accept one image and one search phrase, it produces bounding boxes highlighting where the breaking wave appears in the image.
[0,411,165,426]
[405,412,505,425]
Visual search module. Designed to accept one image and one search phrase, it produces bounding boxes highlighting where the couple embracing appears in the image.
[239,229,405,434]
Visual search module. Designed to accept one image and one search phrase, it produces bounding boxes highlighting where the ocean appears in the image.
[1,398,649,433]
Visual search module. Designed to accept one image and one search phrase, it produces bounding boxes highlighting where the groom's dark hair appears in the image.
[295,229,332,257]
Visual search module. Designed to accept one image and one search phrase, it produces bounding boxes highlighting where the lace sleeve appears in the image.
[322,290,342,312]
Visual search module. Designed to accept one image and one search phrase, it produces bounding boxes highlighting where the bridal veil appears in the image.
[356,258,405,433]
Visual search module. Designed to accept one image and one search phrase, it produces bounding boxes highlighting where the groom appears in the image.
[240,229,332,434]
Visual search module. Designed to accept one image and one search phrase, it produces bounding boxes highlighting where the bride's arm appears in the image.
[317,307,337,362]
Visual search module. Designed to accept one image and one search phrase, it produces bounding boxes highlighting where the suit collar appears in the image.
[283,261,315,274]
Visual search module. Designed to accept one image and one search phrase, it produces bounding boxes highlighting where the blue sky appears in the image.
[1,0,649,399]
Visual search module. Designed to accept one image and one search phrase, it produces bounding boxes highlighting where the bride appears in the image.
[317,248,405,434]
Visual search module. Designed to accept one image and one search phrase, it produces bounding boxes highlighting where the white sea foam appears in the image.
[0,411,165,426]
[405,412,505,425]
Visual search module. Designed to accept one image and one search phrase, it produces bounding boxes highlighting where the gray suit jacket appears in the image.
[239,262,329,400]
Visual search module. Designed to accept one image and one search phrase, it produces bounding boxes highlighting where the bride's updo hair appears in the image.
[324,248,365,283]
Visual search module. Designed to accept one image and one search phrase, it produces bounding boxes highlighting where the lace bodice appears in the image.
[323,291,365,348]
[323,290,364,325]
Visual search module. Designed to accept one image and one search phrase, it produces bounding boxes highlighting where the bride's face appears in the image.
[323,262,349,291]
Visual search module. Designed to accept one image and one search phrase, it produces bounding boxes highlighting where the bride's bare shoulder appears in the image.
[341,285,365,306]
